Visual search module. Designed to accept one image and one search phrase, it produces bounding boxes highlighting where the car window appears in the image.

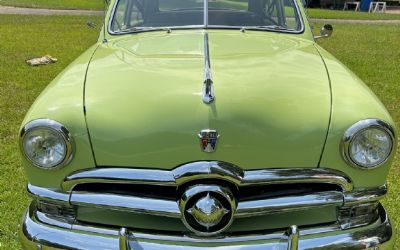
[110,0,302,33]
[207,0,300,30]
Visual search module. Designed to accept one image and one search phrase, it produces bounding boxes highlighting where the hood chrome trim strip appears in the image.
[202,32,215,104]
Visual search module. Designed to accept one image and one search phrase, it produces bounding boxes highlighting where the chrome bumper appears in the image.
[20,202,395,250]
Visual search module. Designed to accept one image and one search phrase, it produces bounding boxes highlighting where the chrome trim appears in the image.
[173,161,244,186]
[107,0,118,33]
[287,225,299,250]
[27,162,391,227]
[20,119,74,170]
[107,0,306,36]
[62,162,352,192]
[21,205,119,249]
[25,202,390,244]
[242,168,353,191]
[63,168,176,191]
[56,190,341,219]
[344,184,387,205]
[202,78,215,104]
[70,192,181,218]
[28,182,388,221]
[179,185,236,236]
[73,221,118,236]
[202,32,215,104]
[63,161,246,191]
[236,191,343,218]
[27,184,70,204]
[204,33,211,81]
[109,25,306,35]
[36,200,75,218]
[20,203,395,249]
[338,202,380,229]
[36,210,74,230]
[341,119,396,169]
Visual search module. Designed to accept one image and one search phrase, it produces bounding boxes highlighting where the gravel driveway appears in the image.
[0,5,103,15]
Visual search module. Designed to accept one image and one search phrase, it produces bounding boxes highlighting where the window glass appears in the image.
[208,0,301,29]
[110,0,302,33]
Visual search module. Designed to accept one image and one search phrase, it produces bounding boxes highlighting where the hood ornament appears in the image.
[202,79,215,104]
[198,129,219,153]
[202,33,215,104]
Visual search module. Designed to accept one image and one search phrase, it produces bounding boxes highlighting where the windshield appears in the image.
[110,0,303,33]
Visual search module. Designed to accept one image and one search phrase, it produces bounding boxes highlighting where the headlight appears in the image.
[342,119,395,169]
[20,119,74,169]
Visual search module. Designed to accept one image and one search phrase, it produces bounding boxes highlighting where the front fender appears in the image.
[20,44,99,189]
[316,45,397,188]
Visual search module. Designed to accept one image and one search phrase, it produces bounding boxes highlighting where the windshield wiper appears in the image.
[118,25,294,34]
[240,25,294,32]
[119,26,172,34]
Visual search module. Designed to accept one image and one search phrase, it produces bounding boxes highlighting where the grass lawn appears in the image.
[0,0,103,10]
[315,22,400,246]
[0,15,399,248]
[307,8,400,20]
[0,14,102,248]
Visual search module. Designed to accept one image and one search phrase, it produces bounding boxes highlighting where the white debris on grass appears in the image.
[26,55,58,66]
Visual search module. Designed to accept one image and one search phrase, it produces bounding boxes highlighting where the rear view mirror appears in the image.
[314,24,333,40]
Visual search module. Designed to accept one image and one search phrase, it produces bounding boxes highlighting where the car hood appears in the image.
[84,30,331,170]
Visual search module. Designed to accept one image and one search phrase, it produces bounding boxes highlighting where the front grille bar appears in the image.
[69,190,344,219]
[62,161,354,192]
[70,191,181,218]
[235,191,343,218]
[29,183,386,219]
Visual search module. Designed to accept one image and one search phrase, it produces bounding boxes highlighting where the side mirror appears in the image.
[314,24,333,40]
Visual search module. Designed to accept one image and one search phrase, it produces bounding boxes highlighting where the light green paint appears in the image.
[20,0,395,189]
[316,46,396,188]
[19,0,396,233]
[20,45,99,188]
[85,30,331,169]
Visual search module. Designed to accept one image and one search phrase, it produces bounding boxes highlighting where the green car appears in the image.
[19,0,397,249]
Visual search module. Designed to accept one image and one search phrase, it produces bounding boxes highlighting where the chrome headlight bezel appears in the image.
[341,119,395,170]
[20,119,74,170]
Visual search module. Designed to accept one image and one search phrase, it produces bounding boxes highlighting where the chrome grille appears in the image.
[63,162,355,219]
[28,161,387,235]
